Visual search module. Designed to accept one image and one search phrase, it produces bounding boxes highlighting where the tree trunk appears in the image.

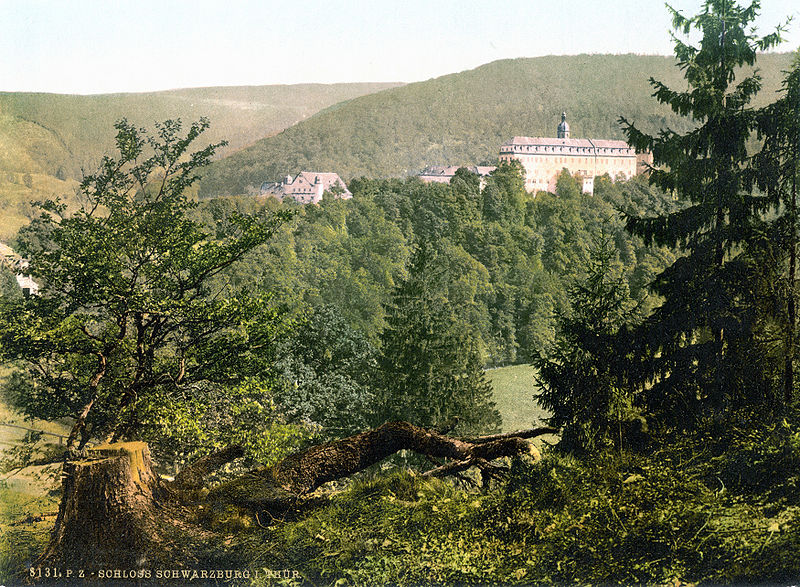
[786,170,797,406]
[65,354,105,451]
[36,442,209,573]
[268,421,547,494]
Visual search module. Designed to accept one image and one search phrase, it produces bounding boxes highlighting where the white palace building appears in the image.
[499,113,649,194]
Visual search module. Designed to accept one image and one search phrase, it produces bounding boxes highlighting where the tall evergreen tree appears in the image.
[376,242,501,435]
[619,0,784,419]
[532,235,640,451]
[750,51,800,405]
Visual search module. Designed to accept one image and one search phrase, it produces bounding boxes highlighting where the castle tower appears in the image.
[557,111,570,139]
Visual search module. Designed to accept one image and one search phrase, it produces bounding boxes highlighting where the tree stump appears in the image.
[37,442,171,569]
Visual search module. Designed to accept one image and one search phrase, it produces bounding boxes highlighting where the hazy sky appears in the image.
[2,0,798,95]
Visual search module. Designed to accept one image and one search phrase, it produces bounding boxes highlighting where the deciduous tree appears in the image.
[1,119,295,453]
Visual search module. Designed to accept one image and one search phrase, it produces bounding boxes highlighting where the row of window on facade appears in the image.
[500,146,633,155]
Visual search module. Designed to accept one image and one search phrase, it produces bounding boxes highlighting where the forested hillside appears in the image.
[197,53,794,197]
[0,83,400,239]
[197,167,677,383]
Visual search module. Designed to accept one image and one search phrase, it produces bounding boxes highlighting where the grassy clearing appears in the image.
[0,486,58,583]
[0,392,67,496]
[487,364,550,433]
[0,394,64,582]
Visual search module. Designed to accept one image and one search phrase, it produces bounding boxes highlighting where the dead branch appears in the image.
[422,457,485,478]
[463,426,559,444]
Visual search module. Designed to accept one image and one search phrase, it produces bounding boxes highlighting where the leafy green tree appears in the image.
[620,0,784,418]
[482,161,526,225]
[0,119,296,453]
[275,304,378,437]
[555,169,581,201]
[0,264,22,302]
[533,236,640,451]
[376,242,501,435]
[450,166,481,195]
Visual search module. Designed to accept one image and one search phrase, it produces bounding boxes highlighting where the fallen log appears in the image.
[35,422,553,572]
[172,444,245,491]
[267,421,548,494]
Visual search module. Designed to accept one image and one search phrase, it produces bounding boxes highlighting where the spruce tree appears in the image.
[750,51,800,405]
[532,235,639,451]
[376,242,501,435]
[619,0,784,419]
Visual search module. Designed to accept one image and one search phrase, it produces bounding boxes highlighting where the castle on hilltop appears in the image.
[499,113,650,194]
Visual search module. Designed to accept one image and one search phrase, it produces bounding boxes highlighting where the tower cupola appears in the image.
[557,111,570,139]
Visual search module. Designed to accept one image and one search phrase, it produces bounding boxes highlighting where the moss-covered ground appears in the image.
[242,415,800,586]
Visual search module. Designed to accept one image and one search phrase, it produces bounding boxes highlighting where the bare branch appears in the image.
[463,426,559,445]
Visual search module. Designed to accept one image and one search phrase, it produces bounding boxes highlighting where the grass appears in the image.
[0,486,58,583]
[0,393,64,583]
[2,371,800,584]
[257,421,800,586]
[487,364,549,433]
[0,391,68,496]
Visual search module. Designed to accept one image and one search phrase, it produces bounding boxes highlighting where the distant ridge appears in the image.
[0,82,401,240]
[0,83,404,177]
[197,53,795,198]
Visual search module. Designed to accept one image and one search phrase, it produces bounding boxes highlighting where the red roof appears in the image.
[501,136,632,151]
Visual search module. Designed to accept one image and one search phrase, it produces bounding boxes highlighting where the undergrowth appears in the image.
[3,415,800,585]
[246,415,800,586]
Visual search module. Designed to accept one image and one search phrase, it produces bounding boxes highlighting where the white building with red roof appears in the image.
[260,172,352,204]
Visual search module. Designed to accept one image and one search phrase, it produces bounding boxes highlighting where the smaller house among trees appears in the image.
[418,165,496,185]
[15,272,38,297]
[0,241,38,296]
[261,172,352,204]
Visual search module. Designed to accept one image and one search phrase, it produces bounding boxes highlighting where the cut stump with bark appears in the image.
[36,442,209,572]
